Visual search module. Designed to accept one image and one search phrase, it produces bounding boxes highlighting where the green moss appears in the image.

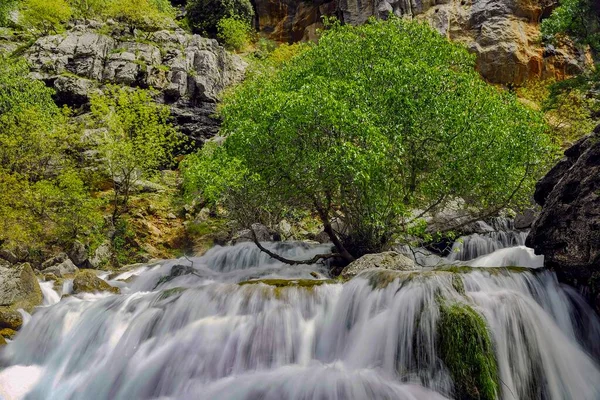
[238,278,335,288]
[158,286,186,300]
[437,302,499,400]
[452,275,466,295]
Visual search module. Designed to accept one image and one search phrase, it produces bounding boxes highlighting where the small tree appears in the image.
[184,18,554,265]
[20,0,72,35]
[90,86,180,221]
[186,0,253,36]
[106,0,175,33]
[541,0,600,55]
[217,16,251,51]
[68,0,109,21]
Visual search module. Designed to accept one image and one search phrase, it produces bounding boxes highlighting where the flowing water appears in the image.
[1,226,600,400]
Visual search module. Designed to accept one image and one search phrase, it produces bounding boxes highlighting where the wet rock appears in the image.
[514,208,537,230]
[42,259,79,278]
[341,251,416,280]
[73,270,120,294]
[69,240,89,266]
[315,231,331,244]
[527,125,600,311]
[0,263,43,313]
[0,310,23,330]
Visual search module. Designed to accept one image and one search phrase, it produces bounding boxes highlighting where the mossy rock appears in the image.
[0,310,23,330]
[0,328,16,340]
[437,302,499,400]
[0,335,6,346]
[238,279,335,288]
[158,287,186,300]
[72,270,120,295]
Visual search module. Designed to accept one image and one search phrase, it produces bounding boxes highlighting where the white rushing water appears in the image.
[1,231,600,400]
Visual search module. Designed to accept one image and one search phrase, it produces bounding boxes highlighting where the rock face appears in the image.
[526,125,600,310]
[26,27,246,143]
[0,263,43,313]
[341,251,416,279]
[41,259,79,278]
[253,0,588,85]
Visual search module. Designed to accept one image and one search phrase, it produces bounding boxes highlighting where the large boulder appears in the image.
[526,125,600,311]
[341,251,416,280]
[26,27,246,144]
[0,263,43,313]
[69,240,89,266]
[72,270,120,294]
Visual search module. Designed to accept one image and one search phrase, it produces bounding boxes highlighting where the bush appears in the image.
[20,0,72,34]
[541,0,600,53]
[0,57,101,247]
[217,17,250,51]
[68,0,108,20]
[0,0,18,27]
[186,0,253,36]
[184,18,554,263]
[106,0,175,32]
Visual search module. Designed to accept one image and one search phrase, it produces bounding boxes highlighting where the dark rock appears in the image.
[527,125,600,311]
[514,208,537,230]
[0,250,18,265]
[41,252,69,270]
[232,223,272,244]
[69,240,89,266]
[41,259,79,278]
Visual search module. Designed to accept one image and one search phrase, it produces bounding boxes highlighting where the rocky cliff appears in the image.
[26,24,246,143]
[527,125,600,311]
[252,0,588,85]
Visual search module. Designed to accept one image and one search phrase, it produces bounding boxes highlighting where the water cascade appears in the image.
[1,231,599,399]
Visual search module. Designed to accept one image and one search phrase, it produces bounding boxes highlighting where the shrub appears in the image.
[0,0,18,27]
[106,0,175,32]
[217,16,250,51]
[186,0,253,36]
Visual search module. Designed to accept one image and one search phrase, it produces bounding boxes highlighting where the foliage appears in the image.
[0,0,18,27]
[541,0,600,54]
[184,18,554,260]
[437,301,499,400]
[217,16,251,51]
[186,0,253,36]
[68,0,108,20]
[20,0,72,34]
[0,57,101,247]
[89,86,180,219]
[106,0,175,31]
[518,78,597,146]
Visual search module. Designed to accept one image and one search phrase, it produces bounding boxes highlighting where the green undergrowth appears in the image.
[437,301,499,400]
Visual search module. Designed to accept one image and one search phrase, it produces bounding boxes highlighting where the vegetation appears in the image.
[183,18,554,263]
[217,16,251,51]
[541,0,600,54]
[186,0,254,36]
[21,0,72,34]
[0,0,18,27]
[89,86,181,221]
[0,57,101,248]
[437,302,499,400]
[106,0,176,32]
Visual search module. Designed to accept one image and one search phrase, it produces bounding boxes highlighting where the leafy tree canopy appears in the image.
[183,18,554,262]
[541,0,600,54]
[186,0,254,36]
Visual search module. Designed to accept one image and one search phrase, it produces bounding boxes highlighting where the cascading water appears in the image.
[1,230,599,399]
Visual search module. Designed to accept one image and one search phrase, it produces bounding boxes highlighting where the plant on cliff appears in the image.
[183,18,554,264]
[541,0,600,54]
[186,0,253,36]
[0,57,101,247]
[68,0,109,20]
[106,0,176,32]
[217,16,251,51]
[90,86,180,221]
[20,0,72,34]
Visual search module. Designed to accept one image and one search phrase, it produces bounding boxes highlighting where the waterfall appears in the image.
[1,232,599,399]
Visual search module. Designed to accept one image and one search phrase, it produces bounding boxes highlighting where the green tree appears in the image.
[68,0,108,20]
[20,0,72,34]
[217,16,251,51]
[0,57,101,247]
[541,0,600,54]
[90,86,180,220]
[186,0,253,36]
[184,18,554,264]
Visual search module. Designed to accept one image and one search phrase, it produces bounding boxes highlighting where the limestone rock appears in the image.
[26,27,247,143]
[0,310,23,330]
[41,259,79,278]
[0,249,18,265]
[341,251,416,280]
[0,263,43,313]
[41,253,68,271]
[514,208,537,230]
[73,270,120,294]
[233,223,273,244]
[526,125,600,311]
[89,243,112,269]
